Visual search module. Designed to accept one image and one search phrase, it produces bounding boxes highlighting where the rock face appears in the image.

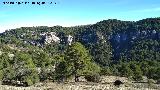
[109,29,160,58]
[67,35,73,45]
[39,32,73,45]
[44,32,60,44]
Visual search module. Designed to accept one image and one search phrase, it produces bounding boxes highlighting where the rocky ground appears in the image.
[0,82,159,90]
[0,76,159,90]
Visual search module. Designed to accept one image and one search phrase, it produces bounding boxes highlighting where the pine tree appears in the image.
[64,42,100,82]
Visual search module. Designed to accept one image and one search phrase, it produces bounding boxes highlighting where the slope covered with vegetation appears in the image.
[0,17,160,86]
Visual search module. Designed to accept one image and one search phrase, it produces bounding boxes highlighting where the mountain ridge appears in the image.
[0,17,159,86]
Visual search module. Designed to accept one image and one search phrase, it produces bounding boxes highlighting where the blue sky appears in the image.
[0,0,160,32]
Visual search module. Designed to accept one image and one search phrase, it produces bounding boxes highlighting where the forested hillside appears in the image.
[0,17,160,86]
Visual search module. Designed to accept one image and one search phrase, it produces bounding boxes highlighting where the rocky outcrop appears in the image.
[8,53,14,58]
[39,32,73,45]
[43,32,60,44]
[67,35,73,45]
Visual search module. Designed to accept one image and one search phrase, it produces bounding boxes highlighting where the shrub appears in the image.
[100,67,112,75]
